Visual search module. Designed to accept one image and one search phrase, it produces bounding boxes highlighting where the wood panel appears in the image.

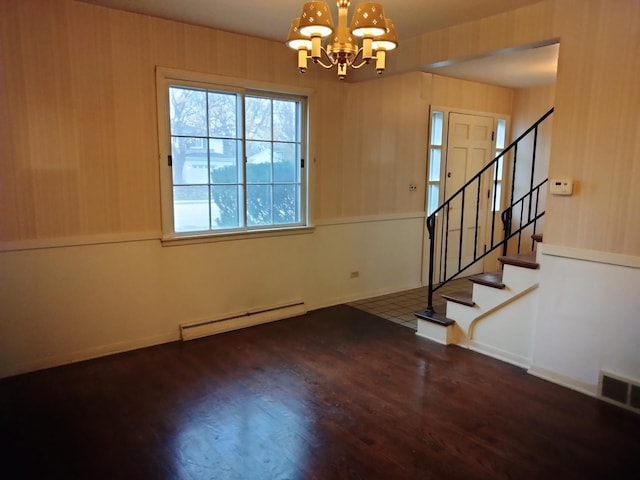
[546,0,640,254]
[505,84,555,253]
[431,74,514,114]
[1,305,639,479]
[335,73,429,219]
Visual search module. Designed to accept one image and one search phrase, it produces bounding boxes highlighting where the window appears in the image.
[493,118,507,211]
[427,111,444,216]
[157,70,308,238]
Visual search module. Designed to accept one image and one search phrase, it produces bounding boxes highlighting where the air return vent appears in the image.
[598,371,640,414]
[180,301,306,341]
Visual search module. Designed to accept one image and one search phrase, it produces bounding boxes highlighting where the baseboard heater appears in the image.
[179,300,306,341]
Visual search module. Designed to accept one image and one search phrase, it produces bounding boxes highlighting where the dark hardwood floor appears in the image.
[1,305,639,479]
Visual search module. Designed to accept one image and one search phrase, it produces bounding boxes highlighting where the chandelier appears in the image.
[286,1,398,80]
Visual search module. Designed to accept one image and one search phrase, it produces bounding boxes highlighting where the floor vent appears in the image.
[180,301,306,341]
[598,371,640,414]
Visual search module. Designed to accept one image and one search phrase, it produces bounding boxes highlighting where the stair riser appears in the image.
[416,320,455,345]
[501,264,539,291]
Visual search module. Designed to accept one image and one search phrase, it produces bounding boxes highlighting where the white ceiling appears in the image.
[76,0,557,87]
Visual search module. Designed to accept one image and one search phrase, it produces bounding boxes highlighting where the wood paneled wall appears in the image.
[0,0,515,242]
[381,0,640,256]
[386,1,558,76]
[545,0,640,254]
[506,84,556,253]
[431,75,513,114]
[0,0,338,242]
[2,0,639,256]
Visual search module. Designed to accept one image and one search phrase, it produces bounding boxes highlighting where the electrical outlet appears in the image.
[350,271,360,279]
[409,184,417,191]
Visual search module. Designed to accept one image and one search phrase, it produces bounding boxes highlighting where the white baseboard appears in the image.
[0,331,179,379]
[469,340,531,369]
[527,365,598,397]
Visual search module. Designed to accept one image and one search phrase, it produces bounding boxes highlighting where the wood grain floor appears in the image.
[1,305,639,479]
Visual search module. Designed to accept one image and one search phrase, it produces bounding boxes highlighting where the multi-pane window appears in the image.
[427,111,444,216]
[493,118,507,211]
[160,76,307,236]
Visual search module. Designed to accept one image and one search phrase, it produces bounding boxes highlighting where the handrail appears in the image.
[417,108,553,317]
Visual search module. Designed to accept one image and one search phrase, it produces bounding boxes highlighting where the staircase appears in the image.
[415,108,553,368]
[416,237,541,368]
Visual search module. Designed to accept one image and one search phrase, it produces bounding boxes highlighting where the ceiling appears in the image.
[76,0,557,87]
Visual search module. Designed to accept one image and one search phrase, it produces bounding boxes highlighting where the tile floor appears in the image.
[348,277,470,330]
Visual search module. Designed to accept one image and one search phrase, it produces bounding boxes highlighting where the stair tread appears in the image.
[414,310,455,326]
[441,289,475,307]
[468,271,505,289]
[499,253,539,269]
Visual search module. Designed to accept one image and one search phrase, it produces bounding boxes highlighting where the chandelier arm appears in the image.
[314,47,337,69]
[346,47,369,69]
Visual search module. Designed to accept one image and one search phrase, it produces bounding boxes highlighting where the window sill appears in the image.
[161,225,315,247]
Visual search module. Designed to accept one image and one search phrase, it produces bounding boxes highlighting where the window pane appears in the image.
[496,119,507,149]
[493,182,502,211]
[211,139,241,184]
[273,143,297,183]
[172,137,207,185]
[273,100,297,142]
[211,186,242,229]
[273,185,299,224]
[247,185,272,226]
[173,186,210,232]
[430,111,444,146]
[170,87,207,136]
[247,141,272,183]
[246,97,272,141]
[208,92,238,138]
[429,148,441,182]
[427,184,439,216]
[494,156,504,181]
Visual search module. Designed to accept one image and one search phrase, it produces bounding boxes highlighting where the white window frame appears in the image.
[156,67,312,244]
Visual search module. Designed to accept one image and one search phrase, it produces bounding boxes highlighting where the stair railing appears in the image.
[418,108,554,317]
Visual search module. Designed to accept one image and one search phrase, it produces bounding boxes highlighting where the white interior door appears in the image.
[442,112,494,278]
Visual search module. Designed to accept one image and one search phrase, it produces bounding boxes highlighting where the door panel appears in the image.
[443,112,494,278]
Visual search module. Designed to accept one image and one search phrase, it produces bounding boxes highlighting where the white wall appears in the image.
[530,245,640,395]
[0,216,425,378]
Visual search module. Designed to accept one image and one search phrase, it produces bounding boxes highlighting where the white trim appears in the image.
[540,243,640,269]
[157,66,314,98]
[0,231,161,253]
[469,340,531,369]
[314,212,426,227]
[0,331,179,380]
[527,365,598,397]
[161,226,315,246]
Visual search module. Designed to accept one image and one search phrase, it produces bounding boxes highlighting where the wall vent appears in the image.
[180,301,306,341]
[598,371,640,414]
